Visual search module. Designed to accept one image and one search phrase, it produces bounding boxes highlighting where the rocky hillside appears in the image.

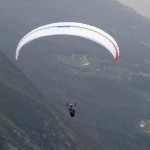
[0,51,105,150]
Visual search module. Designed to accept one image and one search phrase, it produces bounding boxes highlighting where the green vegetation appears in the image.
[22,47,150,150]
[0,51,104,150]
[47,48,150,82]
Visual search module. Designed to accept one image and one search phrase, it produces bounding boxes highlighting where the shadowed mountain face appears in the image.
[0,0,150,150]
[0,52,105,149]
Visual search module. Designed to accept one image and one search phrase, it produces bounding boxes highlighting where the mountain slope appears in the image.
[0,51,105,150]
[0,0,150,150]
[11,1,150,150]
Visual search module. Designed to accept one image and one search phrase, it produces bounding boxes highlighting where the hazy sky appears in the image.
[117,0,150,19]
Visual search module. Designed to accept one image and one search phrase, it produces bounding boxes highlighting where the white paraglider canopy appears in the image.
[16,22,119,60]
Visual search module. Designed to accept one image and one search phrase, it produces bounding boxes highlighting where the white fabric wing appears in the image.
[16,22,119,60]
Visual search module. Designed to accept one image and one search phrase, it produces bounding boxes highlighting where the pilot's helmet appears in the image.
[69,104,73,107]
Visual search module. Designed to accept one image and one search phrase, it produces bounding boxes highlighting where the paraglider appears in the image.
[15,22,119,60]
[15,22,120,118]
[66,102,77,117]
